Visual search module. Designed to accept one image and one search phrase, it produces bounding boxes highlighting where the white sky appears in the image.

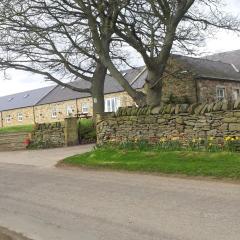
[0,0,240,97]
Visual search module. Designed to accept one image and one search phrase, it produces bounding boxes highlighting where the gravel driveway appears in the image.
[0,144,94,168]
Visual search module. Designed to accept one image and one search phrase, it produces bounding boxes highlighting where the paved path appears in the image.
[0,161,239,240]
[0,144,94,168]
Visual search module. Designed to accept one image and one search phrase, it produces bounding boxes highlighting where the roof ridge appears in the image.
[0,85,55,99]
[208,49,240,56]
[175,54,237,68]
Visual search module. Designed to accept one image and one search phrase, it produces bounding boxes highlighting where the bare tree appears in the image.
[0,0,239,110]
[74,0,147,106]
[0,0,109,117]
[116,0,240,105]
[78,0,240,106]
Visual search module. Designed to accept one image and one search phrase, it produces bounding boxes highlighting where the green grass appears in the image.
[62,147,240,180]
[0,124,34,134]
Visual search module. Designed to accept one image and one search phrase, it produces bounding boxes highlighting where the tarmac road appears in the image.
[0,156,240,240]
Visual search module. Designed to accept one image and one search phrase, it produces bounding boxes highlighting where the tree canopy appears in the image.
[0,0,239,112]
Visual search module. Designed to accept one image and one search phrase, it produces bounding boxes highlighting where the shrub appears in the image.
[78,119,96,144]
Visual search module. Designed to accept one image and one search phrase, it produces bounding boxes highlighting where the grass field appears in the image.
[62,146,240,180]
[0,124,34,134]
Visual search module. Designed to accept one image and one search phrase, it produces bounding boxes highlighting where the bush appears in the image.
[78,119,96,144]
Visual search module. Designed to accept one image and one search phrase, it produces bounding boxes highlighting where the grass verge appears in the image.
[61,146,240,180]
[0,124,34,134]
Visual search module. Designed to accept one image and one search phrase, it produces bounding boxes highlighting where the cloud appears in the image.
[0,70,54,96]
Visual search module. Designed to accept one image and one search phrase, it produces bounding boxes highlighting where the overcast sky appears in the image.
[0,0,240,97]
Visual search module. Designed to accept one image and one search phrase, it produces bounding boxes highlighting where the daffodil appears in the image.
[224,136,231,141]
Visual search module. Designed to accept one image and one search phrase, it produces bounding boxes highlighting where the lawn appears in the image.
[62,147,240,180]
[0,124,34,134]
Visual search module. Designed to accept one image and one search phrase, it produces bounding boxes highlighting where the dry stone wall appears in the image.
[30,117,79,149]
[30,122,65,148]
[97,100,240,145]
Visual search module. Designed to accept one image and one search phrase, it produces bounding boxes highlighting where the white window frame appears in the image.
[17,112,23,122]
[51,108,57,119]
[105,97,121,112]
[66,106,74,116]
[5,115,11,123]
[82,103,89,114]
[216,87,225,101]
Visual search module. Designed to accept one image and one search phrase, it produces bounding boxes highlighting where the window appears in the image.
[216,87,225,100]
[82,103,89,114]
[17,113,23,122]
[105,97,121,112]
[5,115,11,123]
[51,108,57,118]
[66,106,74,116]
[233,89,240,101]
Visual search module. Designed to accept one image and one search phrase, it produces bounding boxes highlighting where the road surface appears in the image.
[0,145,94,168]
[0,156,240,240]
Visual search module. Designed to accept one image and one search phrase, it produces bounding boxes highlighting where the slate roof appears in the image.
[174,55,240,81]
[37,66,147,105]
[0,86,55,111]
[205,50,240,69]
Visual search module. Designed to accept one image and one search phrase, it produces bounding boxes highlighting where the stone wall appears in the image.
[30,117,79,148]
[96,100,240,145]
[30,122,65,148]
[197,79,240,102]
[161,59,197,104]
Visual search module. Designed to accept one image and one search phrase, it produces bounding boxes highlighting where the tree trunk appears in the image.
[104,60,147,106]
[91,62,107,120]
[145,68,164,106]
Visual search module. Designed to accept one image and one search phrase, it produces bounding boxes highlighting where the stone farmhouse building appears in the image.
[0,54,240,127]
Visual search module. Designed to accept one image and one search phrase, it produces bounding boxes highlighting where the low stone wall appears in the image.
[30,117,79,148]
[96,101,240,145]
[30,122,65,148]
